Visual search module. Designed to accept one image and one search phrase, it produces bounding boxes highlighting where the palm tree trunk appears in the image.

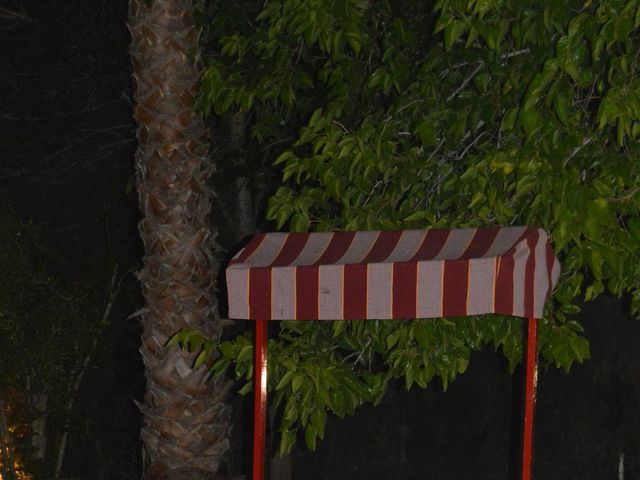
[128,1,231,478]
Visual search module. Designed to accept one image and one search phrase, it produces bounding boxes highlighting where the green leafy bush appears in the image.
[198,0,640,454]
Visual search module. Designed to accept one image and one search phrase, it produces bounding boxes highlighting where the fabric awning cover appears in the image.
[226,227,560,321]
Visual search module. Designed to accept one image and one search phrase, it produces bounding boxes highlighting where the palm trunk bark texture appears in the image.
[128,1,231,478]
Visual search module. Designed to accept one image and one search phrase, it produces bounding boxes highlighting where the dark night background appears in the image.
[1,1,639,479]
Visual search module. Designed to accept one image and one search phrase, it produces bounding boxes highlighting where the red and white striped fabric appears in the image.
[226,227,560,321]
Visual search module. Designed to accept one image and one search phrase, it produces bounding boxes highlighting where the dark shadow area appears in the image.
[62,275,145,480]
[293,347,514,480]
[292,295,640,480]
[1,1,144,477]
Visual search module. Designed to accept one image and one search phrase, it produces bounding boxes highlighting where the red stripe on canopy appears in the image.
[363,230,403,263]
[494,255,514,316]
[523,230,538,318]
[314,231,356,265]
[410,229,450,261]
[296,266,319,320]
[393,262,417,318]
[442,260,469,318]
[249,268,271,319]
[232,233,265,264]
[546,243,555,299]
[271,233,310,267]
[344,264,367,319]
[460,228,500,259]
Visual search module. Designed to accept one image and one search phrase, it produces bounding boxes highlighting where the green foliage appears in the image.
[199,0,640,455]
[166,328,216,369]
[0,205,107,474]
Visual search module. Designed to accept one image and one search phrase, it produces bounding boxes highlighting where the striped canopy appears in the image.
[226,227,560,321]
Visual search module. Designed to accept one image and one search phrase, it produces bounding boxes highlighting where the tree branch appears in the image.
[563,137,592,167]
[446,63,483,102]
[0,6,34,23]
[53,266,134,479]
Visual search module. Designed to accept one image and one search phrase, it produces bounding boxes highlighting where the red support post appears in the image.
[253,319,268,480]
[521,317,538,480]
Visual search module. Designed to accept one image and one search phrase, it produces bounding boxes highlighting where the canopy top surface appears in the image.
[226,226,560,321]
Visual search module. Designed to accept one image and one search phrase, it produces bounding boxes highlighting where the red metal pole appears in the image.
[253,319,268,480]
[521,317,538,480]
